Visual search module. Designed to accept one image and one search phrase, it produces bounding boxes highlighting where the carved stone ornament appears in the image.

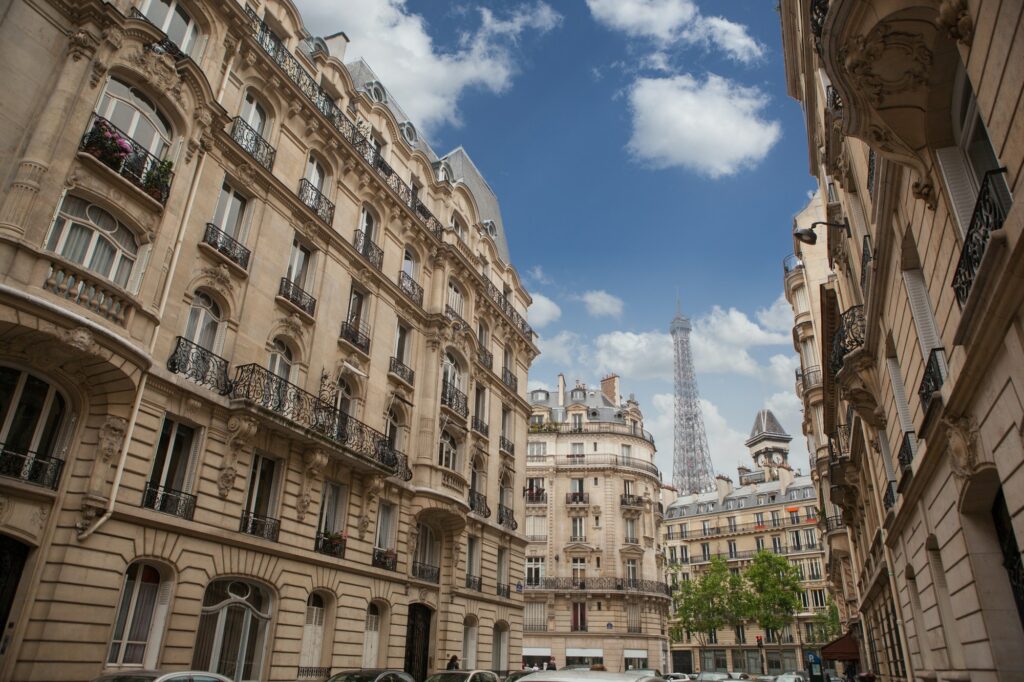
[90,61,109,89]
[102,26,124,50]
[68,30,98,62]
[127,48,183,99]
[357,513,371,539]
[943,415,980,480]
[200,263,234,293]
[297,448,329,521]
[236,162,256,188]
[220,415,259,498]
[98,416,129,462]
[938,0,973,46]
[841,26,933,105]
[912,180,938,210]
[58,326,101,356]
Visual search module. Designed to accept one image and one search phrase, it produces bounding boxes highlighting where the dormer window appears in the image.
[570,389,585,401]
[532,390,549,402]
[367,81,387,104]
[482,220,497,238]
[400,122,417,145]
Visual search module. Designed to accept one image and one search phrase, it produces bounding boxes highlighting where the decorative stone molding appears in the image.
[219,415,258,498]
[912,180,938,210]
[836,351,882,426]
[841,26,933,105]
[68,30,99,62]
[126,48,183,99]
[297,448,328,521]
[943,415,981,480]
[938,0,973,46]
[97,416,128,463]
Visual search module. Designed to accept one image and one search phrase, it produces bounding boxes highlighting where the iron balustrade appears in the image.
[469,490,491,517]
[529,421,656,444]
[533,453,661,478]
[385,448,413,482]
[830,305,865,376]
[501,367,518,392]
[445,304,469,329]
[826,85,844,112]
[953,169,1010,305]
[279,277,316,316]
[499,435,515,455]
[372,547,398,571]
[80,114,173,204]
[497,583,510,598]
[229,116,276,171]
[167,336,232,395]
[569,535,587,543]
[809,0,829,54]
[783,254,803,275]
[388,356,414,385]
[883,483,896,511]
[129,8,188,59]
[477,347,493,369]
[919,348,946,414]
[397,271,424,306]
[141,482,196,520]
[824,515,846,532]
[413,561,440,583]
[566,492,590,505]
[440,381,469,418]
[524,577,671,595]
[867,150,877,199]
[298,178,334,224]
[239,510,280,541]
[0,447,63,489]
[829,423,851,462]
[297,667,332,679]
[524,490,547,504]
[339,318,371,354]
[801,365,822,391]
[353,230,383,270]
[621,493,645,508]
[897,431,915,475]
[498,504,517,530]
[314,531,346,558]
[861,235,873,295]
[483,279,533,337]
[465,575,482,591]
[471,416,489,437]
[625,536,639,545]
[202,223,251,270]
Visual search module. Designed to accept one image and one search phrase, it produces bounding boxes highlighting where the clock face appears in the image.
[773,453,783,464]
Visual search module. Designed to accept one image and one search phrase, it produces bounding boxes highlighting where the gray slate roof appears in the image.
[529,385,626,425]
[664,474,816,519]
[745,409,791,447]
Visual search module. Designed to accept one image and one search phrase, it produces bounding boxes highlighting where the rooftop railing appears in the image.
[528,421,655,444]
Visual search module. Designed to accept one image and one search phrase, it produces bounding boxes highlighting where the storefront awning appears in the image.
[566,648,603,657]
[524,648,551,656]
[821,632,860,661]
[624,649,649,658]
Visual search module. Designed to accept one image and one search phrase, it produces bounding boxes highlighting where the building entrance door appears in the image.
[672,650,693,674]
[0,535,29,661]
[404,603,432,681]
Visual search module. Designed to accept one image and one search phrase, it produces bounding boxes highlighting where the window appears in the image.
[701,543,711,561]
[108,562,169,666]
[299,594,326,670]
[192,579,272,681]
[808,560,822,580]
[347,286,367,330]
[442,352,462,391]
[184,291,223,353]
[376,501,395,550]
[286,239,312,289]
[139,0,199,54]
[0,366,69,473]
[790,531,802,550]
[702,520,712,535]
[621,444,631,459]
[755,512,765,527]
[267,338,292,381]
[571,602,587,631]
[804,528,817,549]
[625,518,637,543]
[243,454,279,522]
[524,602,545,632]
[570,478,584,494]
[46,196,140,289]
[772,536,783,553]
[526,442,546,457]
[497,547,509,586]
[790,510,801,525]
[467,536,480,577]
[707,630,718,644]
[318,481,348,537]
[402,248,417,278]
[735,624,746,644]
[571,516,585,541]
[212,181,249,240]
[335,378,353,416]
[771,510,781,527]
[571,557,586,585]
[526,476,544,492]
[447,279,464,316]
[501,406,511,439]
[414,523,440,574]
[492,623,509,673]
[395,323,409,364]
[728,540,737,558]
[805,505,817,520]
[669,547,677,563]
[240,92,267,136]
[305,155,326,192]
[362,603,382,668]
[727,517,737,532]
[627,603,642,633]
[146,417,197,512]
[451,214,467,241]
[624,479,635,495]
[812,589,827,608]
[359,205,376,241]
[526,557,545,586]
[571,413,583,431]
[756,537,765,552]
[470,455,485,495]
[800,590,810,609]
[462,616,479,666]
[97,77,172,157]
[570,442,584,456]
[438,431,457,470]
[626,558,639,582]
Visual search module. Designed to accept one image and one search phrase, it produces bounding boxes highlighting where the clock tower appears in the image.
[745,409,793,480]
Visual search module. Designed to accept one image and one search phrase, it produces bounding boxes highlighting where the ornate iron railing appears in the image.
[314,531,346,558]
[524,490,547,504]
[167,336,232,394]
[129,8,188,59]
[388,356,414,385]
[498,504,517,530]
[477,347,493,369]
[530,453,661,478]
[239,510,280,541]
[372,547,398,571]
[386,447,413,482]
[499,435,514,455]
[830,305,865,376]
[829,423,851,462]
[413,561,440,583]
[483,279,533,337]
[497,583,510,598]
[783,254,802,275]
[296,667,332,680]
[440,381,468,418]
[525,577,671,595]
[625,536,639,544]
[80,114,173,204]
[569,535,587,543]
[824,516,845,532]
[229,116,275,171]
[566,492,590,505]
[353,230,384,270]
[0,447,63,489]
[860,235,873,295]
[826,85,844,112]
[918,348,946,413]
[801,365,822,391]
[620,493,645,508]
[809,0,829,55]
[397,271,424,306]
[279,277,316,316]
[867,149,877,199]
[339,318,371,354]
[202,223,251,270]
[897,431,916,475]
[528,421,655,444]
[501,367,518,392]
[298,178,334,224]
[444,304,469,331]
[883,482,896,511]
[953,169,1010,305]
[141,482,196,520]
[471,416,489,437]
[465,574,482,591]
[469,490,491,517]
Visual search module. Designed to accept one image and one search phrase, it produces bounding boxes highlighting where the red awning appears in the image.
[821,632,860,661]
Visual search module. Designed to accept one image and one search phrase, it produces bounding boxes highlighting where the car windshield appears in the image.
[425,674,469,682]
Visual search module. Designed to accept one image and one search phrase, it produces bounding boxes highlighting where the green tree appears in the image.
[744,551,804,670]
[671,558,749,659]
[806,597,841,644]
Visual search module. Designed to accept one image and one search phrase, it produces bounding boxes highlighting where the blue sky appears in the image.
[294,0,818,481]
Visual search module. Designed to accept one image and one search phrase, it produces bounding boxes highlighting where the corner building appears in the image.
[0,0,538,680]
[521,375,671,673]
[781,0,1024,679]
[662,411,829,676]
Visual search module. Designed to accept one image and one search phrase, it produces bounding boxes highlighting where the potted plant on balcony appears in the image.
[83,118,133,169]
[322,530,347,555]
[143,159,174,201]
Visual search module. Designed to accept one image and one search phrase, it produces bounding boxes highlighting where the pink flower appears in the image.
[116,139,132,153]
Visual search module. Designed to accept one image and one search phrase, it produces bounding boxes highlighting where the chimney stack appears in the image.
[557,373,566,407]
[323,31,349,61]
[601,374,620,405]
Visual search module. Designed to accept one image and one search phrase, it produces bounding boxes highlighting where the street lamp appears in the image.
[793,218,850,245]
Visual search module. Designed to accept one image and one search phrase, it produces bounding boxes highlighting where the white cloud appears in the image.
[528,265,552,285]
[592,331,674,380]
[640,51,674,73]
[695,305,790,347]
[294,0,561,136]
[536,330,583,366]
[580,290,625,318]
[700,398,752,475]
[527,293,562,328]
[695,16,764,63]
[757,293,795,333]
[627,74,781,178]
[527,379,552,392]
[765,353,801,391]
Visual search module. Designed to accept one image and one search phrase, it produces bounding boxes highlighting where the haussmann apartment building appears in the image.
[0,0,540,680]
[780,0,1024,680]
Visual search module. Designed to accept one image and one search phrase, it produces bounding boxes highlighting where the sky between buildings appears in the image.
[293,0,819,480]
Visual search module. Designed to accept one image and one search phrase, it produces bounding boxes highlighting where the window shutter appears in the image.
[936,146,978,237]
[886,358,915,433]
[902,269,941,357]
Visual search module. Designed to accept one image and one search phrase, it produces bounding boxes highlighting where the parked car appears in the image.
[328,671,416,682]
[505,672,540,682]
[90,672,232,682]
[510,671,664,682]
[728,674,752,680]
[663,674,689,681]
[775,675,804,682]
[425,672,501,682]
[695,674,731,682]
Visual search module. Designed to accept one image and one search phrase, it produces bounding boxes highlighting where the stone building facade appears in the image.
[521,375,670,673]
[0,1,537,680]
[781,0,1024,680]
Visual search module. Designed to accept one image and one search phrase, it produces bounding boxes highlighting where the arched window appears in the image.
[413,522,440,582]
[385,409,400,450]
[0,366,68,485]
[402,248,417,278]
[46,195,140,289]
[362,603,382,668]
[240,91,268,136]
[359,206,376,241]
[477,322,489,347]
[451,214,467,242]
[139,0,199,54]
[184,291,222,351]
[192,579,272,681]
[499,472,513,508]
[502,345,513,373]
[438,431,457,470]
[336,378,353,416]
[268,338,292,380]
[107,562,170,667]
[97,77,172,158]
[442,352,462,391]
[447,280,464,316]
[299,593,326,671]
[462,616,478,668]
[470,455,484,494]
[305,155,326,192]
[491,622,509,673]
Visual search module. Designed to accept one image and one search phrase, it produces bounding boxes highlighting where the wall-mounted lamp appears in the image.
[793,218,851,245]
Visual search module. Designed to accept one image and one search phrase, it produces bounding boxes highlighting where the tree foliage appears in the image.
[671,557,748,648]
[806,597,841,644]
[744,551,805,634]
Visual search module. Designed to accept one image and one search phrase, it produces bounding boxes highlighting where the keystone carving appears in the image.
[219,415,259,498]
[938,0,973,46]
[127,48,183,99]
[943,415,981,480]
[297,448,329,521]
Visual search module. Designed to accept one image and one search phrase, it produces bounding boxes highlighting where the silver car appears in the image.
[512,671,665,682]
[328,670,416,682]
[424,672,502,682]
[91,672,232,682]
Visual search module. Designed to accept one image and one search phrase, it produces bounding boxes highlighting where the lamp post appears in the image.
[793,218,851,245]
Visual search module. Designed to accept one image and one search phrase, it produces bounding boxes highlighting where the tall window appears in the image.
[240,92,267,136]
[442,352,463,392]
[139,0,199,54]
[627,603,641,633]
[402,248,417,278]
[97,77,172,157]
[375,501,395,551]
[447,280,464,316]
[244,454,279,520]
[318,481,348,537]
[571,602,587,631]
[299,594,326,670]
[497,547,509,586]
[108,562,168,667]
[625,518,637,543]
[526,557,545,586]
[147,416,197,500]
[192,579,272,681]
[46,196,140,289]
[305,156,326,193]
[335,378,353,416]
[491,623,509,673]
[184,291,223,352]
[395,323,409,364]
[267,338,292,381]
[359,206,376,240]
[571,516,585,541]
[287,239,312,289]
[414,522,440,571]
[462,616,479,668]
[626,558,638,582]
[438,431,457,470]
[0,367,68,465]
[571,557,586,585]
[467,536,480,578]
[347,287,367,329]
[362,604,382,668]
[212,182,248,240]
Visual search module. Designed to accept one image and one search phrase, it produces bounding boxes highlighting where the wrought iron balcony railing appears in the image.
[229,116,276,171]
[339,318,371,354]
[625,536,639,545]
[826,85,844,113]
[80,114,172,204]
[445,304,469,329]
[469,490,491,517]
[809,0,829,54]
[129,8,189,59]
[566,492,589,505]
[202,223,251,270]
[953,169,1010,306]
[298,178,334,224]
[918,348,946,414]
[239,510,280,541]
[388,356,414,385]
[501,367,518,392]
[499,435,514,455]
[483,279,533,337]
[569,535,587,543]
[471,416,489,437]
[167,336,232,395]
[397,271,424,306]
[824,515,845,532]
[829,305,865,376]
[372,547,398,571]
[860,234,873,296]
[412,561,440,583]
[384,447,413,482]
[801,365,822,391]
[477,347,493,370]
[497,583,510,598]
[883,482,896,511]
[524,577,670,595]
[897,431,916,475]
[314,531,346,559]
[620,493,644,508]
[440,381,468,418]
[297,667,332,680]
[783,254,803,275]
[279,277,316,316]
[524,489,547,504]
[353,230,383,270]
[0,446,63,489]
[465,574,482,591]
[498,504,517,530]
[141,482,196,520]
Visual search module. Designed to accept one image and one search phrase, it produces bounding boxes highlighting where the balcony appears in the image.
[167,336,231,395]
[141,482,196,520]
[43,259,134,326]
[0,447,63,489]
[526,535,547,542]
[829,305,865,376]
[620,493,644,509]
[279,277,316,317]
[498,504,517,530]
[824,516,845,533]
[783,254,803,276]
[440,381,469,418]
[883,482,896,512]
[482,279,533,338]
[624,536,639,545]
[339,319,371,355]
[524,489,547,504]
[314,531,346,559]
[397,271,424,306]
[372,547,398,571]
[469,490,491,517]
[499,435,514,455]
[444,304,469,330]
[918,348,946,415]
[229,116,275,171]
[353,230,383,270]
[412,561,440,583]
[471,416,489,437]
[524,577,670,596]
[860,234,873,297]
[826,85,844,113]
[897,431,916,478]
[497,583,510,598]
[809,0,829,55]
[80,114,173,204]
[566,492,590,505]
[528,421,655,444]
[569,536,587,543]
[239,510,280,542]
[129,8,189,59]
[801,365,822,392]
[953,170,1010,306]
[201,223,251,271]
[388,357,414,386]
[465,574,482,591]
[383,446,413,482]
[298,178,334,224]
[477,347,493,370]
[501,367,518,392]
